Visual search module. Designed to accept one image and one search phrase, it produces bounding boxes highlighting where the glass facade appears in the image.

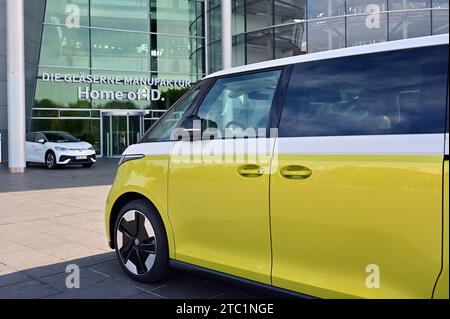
[30,0,448,156]
[32,0,205,156]
[206,0,449,72]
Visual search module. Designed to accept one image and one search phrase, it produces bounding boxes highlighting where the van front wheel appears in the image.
[113,199,169,283]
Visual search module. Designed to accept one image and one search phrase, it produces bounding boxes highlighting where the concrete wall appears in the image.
[0,0,45,163]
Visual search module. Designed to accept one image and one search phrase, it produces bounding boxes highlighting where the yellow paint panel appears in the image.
[433,160,449,299]
[105,155,175,258]
[271,154,443,298]
[168,155,272,284]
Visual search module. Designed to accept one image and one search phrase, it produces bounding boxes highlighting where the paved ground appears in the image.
[0,160,285,299]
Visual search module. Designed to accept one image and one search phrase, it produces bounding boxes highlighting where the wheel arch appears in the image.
[108,192,172,253]
[44,149,56,166]
[45,148,55,158]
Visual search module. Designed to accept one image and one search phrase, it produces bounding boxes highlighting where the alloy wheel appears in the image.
[46,153,55,169]
[116,210,156,275]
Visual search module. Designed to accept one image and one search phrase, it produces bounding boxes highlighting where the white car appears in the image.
[25,131,96,169]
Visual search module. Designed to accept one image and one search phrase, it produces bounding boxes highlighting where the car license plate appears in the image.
[76,155,87,160]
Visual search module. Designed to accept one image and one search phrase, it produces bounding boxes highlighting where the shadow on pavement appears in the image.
[0,252,293,299]
[0,158,119,193]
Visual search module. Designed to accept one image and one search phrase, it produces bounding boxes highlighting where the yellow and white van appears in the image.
[105,34,449,299]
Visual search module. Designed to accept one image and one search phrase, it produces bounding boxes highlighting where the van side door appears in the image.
[168,69,286,284]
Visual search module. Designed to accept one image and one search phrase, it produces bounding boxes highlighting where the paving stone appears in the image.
[43,279,142,299]
[0,279,59,299]
[151,273,229,299]
[128,291,165,299]
[0,271,33,288]
[39,267,110,291]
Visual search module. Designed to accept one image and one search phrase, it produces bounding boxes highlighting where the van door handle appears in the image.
[238,164,265,177]
[280,165,312,180]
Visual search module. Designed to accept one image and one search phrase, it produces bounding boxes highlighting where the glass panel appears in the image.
[388,1,431,40]
[346,0,387,14]
[129,115,142,145]
[45,0,89,27]
[39,25,90,68]
[144,119,155,132]
[155,86,190,110]
[209,40,222,73]
[346,0,388,46]
[151,34,204,74]
[233,0,246,35]
[307,17,345,53]
[102,116,111,156]
[91,29,150,72]
[432,0,449,34]
[246,0,273,32]
[233,34,246,66]
[246,29,274,64]
[150,0,204,37]
[143,86,201,141]
[274,0,305,24]
[91,0,150,32]
[307,0,345,19]
[89,71,151,110]
[208,0,222,42]
[389,10,431,40]
[274,23,306,58]
[346,13,387,47]
[34,79,91,109]
[32,109,59,117]
[59,110,91,117]
[389,0,430,9]
[208,0,222,73]
[196,70,281,138]
[279,45,449,137]
[111,116,128,155]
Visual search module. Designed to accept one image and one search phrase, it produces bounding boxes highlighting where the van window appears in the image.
[196,70,281,139]
[279,45,449,137]
[142,86,201,142]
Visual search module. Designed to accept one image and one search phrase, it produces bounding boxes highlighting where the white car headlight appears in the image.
[55,146,69,151]
[88,146,94,151]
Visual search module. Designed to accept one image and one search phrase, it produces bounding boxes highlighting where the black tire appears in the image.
[113,199,169,283]
[82,163,93,168]
[45,151,57,169]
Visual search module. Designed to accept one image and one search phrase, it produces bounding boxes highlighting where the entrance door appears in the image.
[102,112,144,157]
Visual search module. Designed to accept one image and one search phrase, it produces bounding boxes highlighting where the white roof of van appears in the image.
[205,34,449,79]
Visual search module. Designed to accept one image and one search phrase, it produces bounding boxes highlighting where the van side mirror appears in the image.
[171,115,218,141]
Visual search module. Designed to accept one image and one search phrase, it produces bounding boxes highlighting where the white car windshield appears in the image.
[43,132,79,143]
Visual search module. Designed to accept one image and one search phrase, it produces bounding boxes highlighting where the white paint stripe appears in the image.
[121,134,446,157]
[123,142,174,156]
[171,139,276,155]
[276,134,445,155]
[445,133,449,156]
